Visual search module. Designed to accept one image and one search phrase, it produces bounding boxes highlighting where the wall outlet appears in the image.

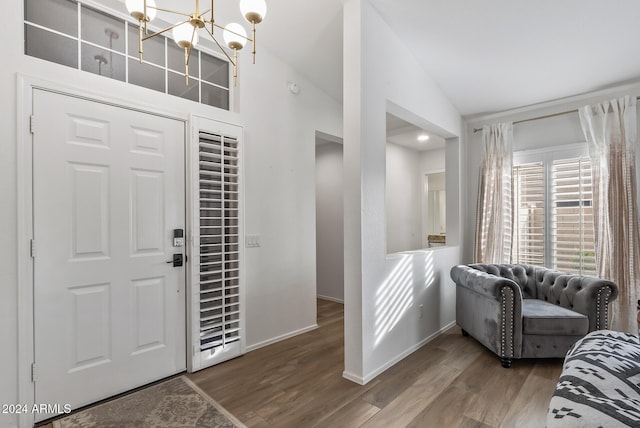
[245,234,261,248]
[419,304,424,319]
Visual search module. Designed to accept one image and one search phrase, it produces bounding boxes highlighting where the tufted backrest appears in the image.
[535,269,593,308]
[534,268,567,304]
[468,264,618,325]
[469,264,538,299]
[463,263,618,331]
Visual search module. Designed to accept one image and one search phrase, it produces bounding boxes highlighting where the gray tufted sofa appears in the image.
[450,264,618,367]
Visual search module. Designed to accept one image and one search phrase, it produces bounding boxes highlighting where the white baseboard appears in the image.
[246,324,318,353]
[357,321,457,385]
[342,370,365,385]
[317,294,344,304]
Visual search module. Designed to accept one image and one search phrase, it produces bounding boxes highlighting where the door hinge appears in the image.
[31,362,37,382]
[30,115,35,134]
[30,239,36,258]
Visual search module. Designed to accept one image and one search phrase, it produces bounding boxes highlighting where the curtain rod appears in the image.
[472,95,640,133]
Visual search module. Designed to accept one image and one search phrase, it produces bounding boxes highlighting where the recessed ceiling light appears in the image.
[417,134,430,142]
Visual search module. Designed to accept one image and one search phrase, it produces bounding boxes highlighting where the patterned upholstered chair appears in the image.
[450,264,618,367]
[547,330,640,427]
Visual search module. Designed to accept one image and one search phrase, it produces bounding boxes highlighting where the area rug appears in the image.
[52,376,245,428]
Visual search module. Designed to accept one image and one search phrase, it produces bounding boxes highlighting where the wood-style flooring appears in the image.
[188,299,563,427]
[40,299,561,427]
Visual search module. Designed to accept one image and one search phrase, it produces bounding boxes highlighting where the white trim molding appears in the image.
[317,295,345,304]
[15,73,193,428]
[16,73,35,428]
[246,324,318,353]
[343,321,456,386]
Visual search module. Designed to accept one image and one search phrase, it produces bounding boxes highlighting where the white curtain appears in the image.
[474,123,514,264]
[579,95,640,334]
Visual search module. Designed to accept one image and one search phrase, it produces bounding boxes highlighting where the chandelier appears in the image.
[125,0,267,85]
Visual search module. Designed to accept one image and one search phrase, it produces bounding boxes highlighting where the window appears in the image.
[512,161,545,265]
[24,0,230,110]
[194,129,243,369]
[551,157,595,274]
[512,145,595,275]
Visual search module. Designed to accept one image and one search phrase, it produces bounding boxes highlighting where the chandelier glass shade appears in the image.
[223,23,247,49]
[125,0,266,85]
[172,22,199,49]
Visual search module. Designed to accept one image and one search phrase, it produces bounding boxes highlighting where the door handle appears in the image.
[166,254,183,267]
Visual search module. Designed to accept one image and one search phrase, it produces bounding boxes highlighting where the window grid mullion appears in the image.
[24,0,230,110]
[545,153,553,270]
[77,2,82,71]
[578,158,583,273]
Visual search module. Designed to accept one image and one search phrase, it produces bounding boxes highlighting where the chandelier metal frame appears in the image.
[128,0,265,86]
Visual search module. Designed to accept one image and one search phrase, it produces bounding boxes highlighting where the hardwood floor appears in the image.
[188,299,563,427]
[40,299,561,427]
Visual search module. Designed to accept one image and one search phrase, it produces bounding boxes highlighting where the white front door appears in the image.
[32,89,186,421]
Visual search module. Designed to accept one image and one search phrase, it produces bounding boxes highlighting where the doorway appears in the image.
[32,89,186,421]
[315,132,344,303]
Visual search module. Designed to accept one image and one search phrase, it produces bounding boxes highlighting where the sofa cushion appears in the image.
[522,299,588,335]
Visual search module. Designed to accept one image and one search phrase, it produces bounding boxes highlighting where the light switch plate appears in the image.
[245,234,261,248]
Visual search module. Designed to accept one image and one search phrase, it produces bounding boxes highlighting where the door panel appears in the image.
[131,276,166,354]
[70,163,111,258]
[68,282,111,371]
[131,169,164,254]
[33,89,186,421]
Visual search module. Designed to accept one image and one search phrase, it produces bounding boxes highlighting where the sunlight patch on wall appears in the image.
[374,255,414,346]
[424,250,435,288]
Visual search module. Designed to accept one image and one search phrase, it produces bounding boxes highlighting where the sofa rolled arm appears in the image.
[450,264,524,363]
[560,276,618,331]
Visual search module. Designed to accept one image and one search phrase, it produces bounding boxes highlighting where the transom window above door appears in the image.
[24,0,230,110]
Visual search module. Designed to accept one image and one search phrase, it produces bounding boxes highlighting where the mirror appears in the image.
[424,172,446,247]
[386,113,447,253]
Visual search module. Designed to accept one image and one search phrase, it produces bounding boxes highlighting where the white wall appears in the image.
[1,2,342,426]
[315,142,344,302]
[239,45,343,350]
[463,83,640,264]
[343,0,463,384]
[420,148,446,173]
[386,142,422,253]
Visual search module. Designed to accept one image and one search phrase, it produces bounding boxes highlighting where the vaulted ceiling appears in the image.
[369,0,640,117]
[117,0,640,117]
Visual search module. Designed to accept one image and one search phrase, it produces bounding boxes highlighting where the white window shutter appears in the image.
[190,119,244,371]
[512,146,595,275]
[551,157,596,275]
[513,161,545,265]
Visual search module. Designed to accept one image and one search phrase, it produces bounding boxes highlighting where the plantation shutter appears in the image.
[512,162,545,265]
[551,157,596,275]
[192,126,244,371]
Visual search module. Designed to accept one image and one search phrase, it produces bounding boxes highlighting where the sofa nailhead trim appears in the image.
[508,289,514,357]
[595,286,612,330]
[603,287,611,329]
[605,293,610,324]
[500,287,514,359]
[501,288,505,357]
[596,288,602,330]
